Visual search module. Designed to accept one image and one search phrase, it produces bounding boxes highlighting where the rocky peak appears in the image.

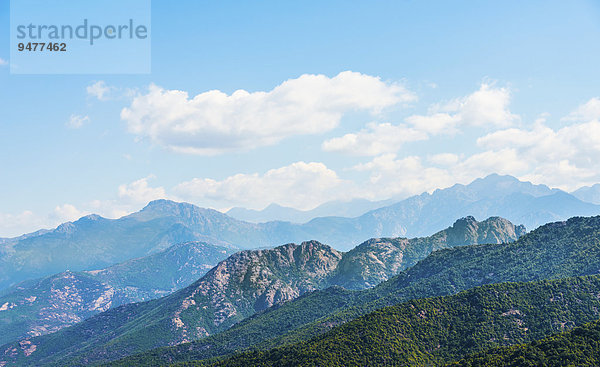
[54,222,76,234]
[290,240,343,270]
[133,199,220,223]
[77,214,104,221]
[445,216,479,244]
[170,241,343,340]
[445,216,525,246]
[469,174,556,197]
[203,240,342,287]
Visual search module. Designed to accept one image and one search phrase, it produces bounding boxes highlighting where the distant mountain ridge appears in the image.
[572,183,600,204]
[0,216,524,365]
[227,198,396,223]
[0,241,235,346]
[2,174,599,291]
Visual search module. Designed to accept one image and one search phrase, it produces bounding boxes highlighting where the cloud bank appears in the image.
[121,71,416,155]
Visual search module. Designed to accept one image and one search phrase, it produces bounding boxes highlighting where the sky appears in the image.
[1,0,600,236]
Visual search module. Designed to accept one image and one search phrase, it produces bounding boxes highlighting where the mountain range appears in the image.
[1,175,600,366]
[2,174,599,291]
[105,215,600,367]
[229,175,600,226]
[0,216,524,366]
[0,205,243,290]
[0,241,235,346]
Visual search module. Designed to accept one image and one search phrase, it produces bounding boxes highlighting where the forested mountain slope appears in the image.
[211,275,600,367]
[111,215,600,367]
[454,318,600,366]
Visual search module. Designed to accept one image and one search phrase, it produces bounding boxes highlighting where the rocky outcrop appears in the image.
[170,241,343,342]
[167,217,524,342]
[329,216,526,289]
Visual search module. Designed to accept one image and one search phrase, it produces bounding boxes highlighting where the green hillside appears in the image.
[206,275,600,366]
[454,318,600,366]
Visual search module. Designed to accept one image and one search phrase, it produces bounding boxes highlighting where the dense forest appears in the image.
[454,319,600,366]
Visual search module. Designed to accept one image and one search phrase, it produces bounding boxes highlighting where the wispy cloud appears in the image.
[86,81,113,100]
[563,97,600,122]
[66,114,90,129]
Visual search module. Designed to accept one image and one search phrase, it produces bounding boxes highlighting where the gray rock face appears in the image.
[170,241,343,343]
[444,216,527,246]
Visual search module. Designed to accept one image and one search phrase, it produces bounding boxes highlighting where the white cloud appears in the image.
[405,113,459,135]
[201,96,600,204]
[0,211,43,237]
[459,149,529,176]
[353,154,456,198]
[174,161,355,210]
[86,200,130,219]
[322,122,428,156]
[323,83,519,156]
[351,100,600,198]
[117,175,167,205]
[121,71,416,155]
[80,176,167,220]
[563,97,600,122]
[66,114,90,129]
[406,83,518,134]
[476,118,600,190]
[350,149,533,200]
[0,205,88,238]
[52,204,86,223]
[0,58,7,66]
[6,92,600,238]
[428,153,460,166]
[86,81,113,101]
[0,176,170,237]
[87,81,137,101]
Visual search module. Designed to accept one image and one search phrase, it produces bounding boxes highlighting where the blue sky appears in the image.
[1,0,600,236]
